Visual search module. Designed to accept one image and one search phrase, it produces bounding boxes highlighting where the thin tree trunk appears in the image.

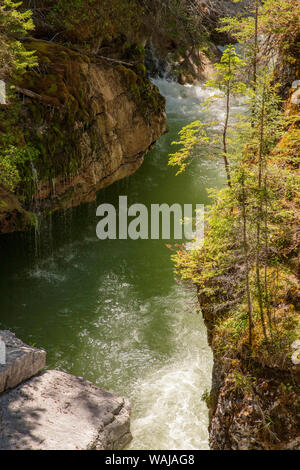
[253,0,259,90]
[223,85,232,187]
[256,81,268,342]
[264,174,273,338]
[251,0,259,122]
[241,171,253,347]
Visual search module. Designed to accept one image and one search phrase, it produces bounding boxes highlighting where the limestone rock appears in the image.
[209,358,300,450]
[0,370,131,450]
[291,87,300,106]
[0,330,46,394]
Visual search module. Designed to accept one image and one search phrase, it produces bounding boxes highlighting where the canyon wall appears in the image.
[202,81,300,450]
[0,40,166,233]
[0,0,246,234]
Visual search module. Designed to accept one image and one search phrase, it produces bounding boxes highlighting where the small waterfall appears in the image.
[145,40,173,80]
[30,159,42,259]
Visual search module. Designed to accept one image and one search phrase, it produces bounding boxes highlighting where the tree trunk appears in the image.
[264,174,273,338]
[223,85,232,187]
[241,171,253,347]
[256,81,268,342]
[253,0,259,89]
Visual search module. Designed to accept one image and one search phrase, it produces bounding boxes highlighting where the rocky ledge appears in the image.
[0,40,167,234]
[0,331,131,450]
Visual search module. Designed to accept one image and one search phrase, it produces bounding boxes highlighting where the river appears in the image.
[0,79,227,449]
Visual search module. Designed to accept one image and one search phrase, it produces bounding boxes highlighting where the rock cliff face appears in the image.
[202,83,300,450]
[208,356,300,450]
[201,284,300,451]
[202,269,300,450]
[145,0,250,83]
[0,0,248,234]
[0,330,46,393]
[0,40,167,234]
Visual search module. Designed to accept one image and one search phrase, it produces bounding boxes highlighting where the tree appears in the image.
[34,0,142,55]
[170,1,300,366]
[0,1,37,191]
[0,0,36,80]
[172,58,297,353]
[218,0,262,94]
[247,72,286,342]
[139,0,212,64]
[260,0,300,56]
[219,0,300,85]
[169,45,248,187]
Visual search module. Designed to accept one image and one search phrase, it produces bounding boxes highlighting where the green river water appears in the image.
[0,79,228,449]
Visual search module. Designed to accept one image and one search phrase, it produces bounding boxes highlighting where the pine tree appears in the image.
[169,45,248,187]
[0,0,36,80]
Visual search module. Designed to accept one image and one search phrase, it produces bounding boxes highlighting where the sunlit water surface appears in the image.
[0,79,228,449]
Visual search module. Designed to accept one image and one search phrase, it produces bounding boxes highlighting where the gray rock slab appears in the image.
[291,80,300,89]
[0,330,46,393]
[0,370,132,450]
[291,87,300,105]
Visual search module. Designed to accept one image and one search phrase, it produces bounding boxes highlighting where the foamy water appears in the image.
[126,79,221,449]
[126,287,213,450]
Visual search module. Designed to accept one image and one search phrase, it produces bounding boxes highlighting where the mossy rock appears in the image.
[14,40,96,188]
[1,38,166,216]
[116,64,165,118]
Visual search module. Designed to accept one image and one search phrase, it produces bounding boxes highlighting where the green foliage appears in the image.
[260,0,300,54]
[141,0,211,50]
[0,144,39,191]
[206,45,247,95]
[171,61,300,359]
[218,2,259,44]
[169,120,212,174]
[228,371,256,394]
[0,0,37,80]
[169,46,248,179]
[201,388,212,408]
[45,0,141,52]
[219,0,300,75]
[218,310,249,342]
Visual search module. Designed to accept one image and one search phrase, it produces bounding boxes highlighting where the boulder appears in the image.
[0,370,131,450]
[0,330,46,393]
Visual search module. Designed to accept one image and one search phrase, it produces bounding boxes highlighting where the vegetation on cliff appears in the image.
[0,0,220,228]
[0,0,170,231]
[0,0,299,451]
[0,0,38,193]
[170,0,299,447]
